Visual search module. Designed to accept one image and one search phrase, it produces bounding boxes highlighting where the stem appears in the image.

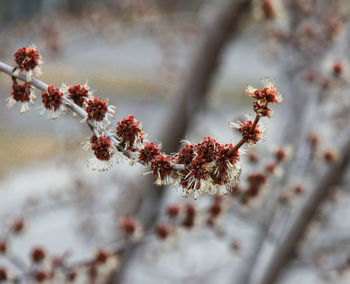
[0,61,185,172]
[226,114,260,156]
[250,115,260,134]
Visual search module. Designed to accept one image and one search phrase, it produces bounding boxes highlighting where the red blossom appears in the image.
[188,156,210,184]
[41,85,63,111]
[275,148,287,162]
[0,241,7,254]
[95,249,112,264]
[0,242,6,254]
[236,120,263,145]
[11,83,31,102]
[11,218,25,233]
[31,247,46,263]
[212,144,240,185]
[155,224,171,240]
[85,98,108,121]
[150,154,173,181]
[14,46,40,72]
[166,204,181,218]
[247,173,267,188]
[185,203,196,217]
[242,173,268,202]
[67,84,88,107]
[176,143,195,165]
[182,203,196,229]
[323,150,337,163]
[90,135,112,161]
[208,202,222,218]
[116,116,143,151]
[247,152,259,163]
[266,163,276,174]
[35,270,48,282]
[251,86,280,103]
[196,137,221,163]
[138,142,160,163]
[120,217,138,235]
[333,61,343,76]
[294,185,304,194]
[0,268,7,281]
[253,100,273,117]
[178,138,241,192]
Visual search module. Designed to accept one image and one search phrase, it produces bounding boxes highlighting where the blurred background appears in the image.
[1,0,350,283]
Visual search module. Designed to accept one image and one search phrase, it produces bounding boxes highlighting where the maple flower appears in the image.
[211,144,241,195]
[92,249,119,280]
[13,45,43,80]
[274,146,292,163]
[231,120,265,147]
[0,267,7,281]
[83,134,119,171]
[30,247,46,263]
[138,142,161,164]
[246,79,283,117]
[166,204,181,218]
[150,154,174,185]
[35,270,48,283]
[116,116,144,151]
[11,218,25,234]
[61,83,91,107]
[40,85,66,119]
[0,241,6,255]
[182,203,196,229]
[120,217,143,240]
[6,82,36,114]
[84,97,116,128]
[155,224,173,240]
[177,138,241,198]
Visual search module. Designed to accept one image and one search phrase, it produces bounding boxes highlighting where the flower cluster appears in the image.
[63,83,89,107]
[13,45,42,79]
[86,98,108,121]
[151,137,241,198]
[120,217,143,240]
[155,224,173,240]
[206,197,223,226]
[6,81,36,114]
[232,120,265,147]
[84,134,118,171]
[138,143,161,164]
[241,172,268,204]
[40,85,66,118]
[85,97,116,127]
[246,79,283,117]
[88,250,119,283]
[150,154,174,185]
[116,116,144,151]
[237,146,291,205]
[31,247,46,263]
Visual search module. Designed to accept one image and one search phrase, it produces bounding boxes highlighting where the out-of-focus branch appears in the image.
[255,134,350,284]
[160,0,252,153]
